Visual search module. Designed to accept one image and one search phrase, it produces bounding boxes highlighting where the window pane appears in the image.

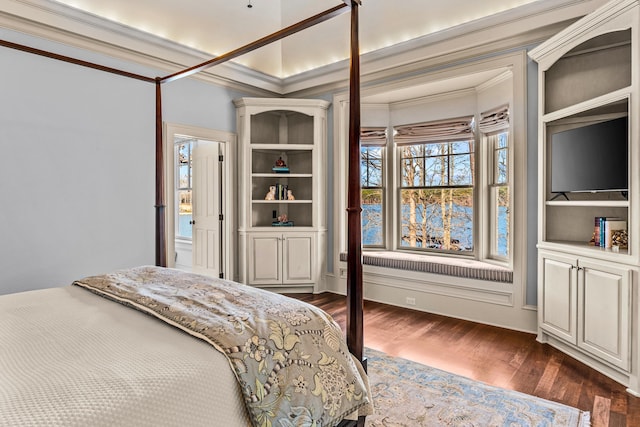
[177,190,192,239]
[361,147,383,187]
[497,132,508,149]
[399,188,473,252]
[424,156,446,186]
[178,143,190,164]
[401,158,423,187]
[178,165,190,189]
[451,153,473,185]
[496,186,510,257]
[362,189,383,246]
[496,148,508,184]
[451,140,473,154]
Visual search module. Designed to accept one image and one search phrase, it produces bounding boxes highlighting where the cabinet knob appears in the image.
[189,220,195,225]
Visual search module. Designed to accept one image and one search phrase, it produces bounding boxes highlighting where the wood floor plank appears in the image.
[288,292,640,426]
[592,396,612,427]
[533,353,563,396]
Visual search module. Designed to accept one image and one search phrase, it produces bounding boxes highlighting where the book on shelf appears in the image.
[274,183,288,200]
[594,217,603,247]
[594,216,626,248]
[272,166,290,173]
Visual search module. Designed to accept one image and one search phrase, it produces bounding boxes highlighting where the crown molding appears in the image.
[0,0,281,95]
[1,0,609,96]
[284,0,609,96]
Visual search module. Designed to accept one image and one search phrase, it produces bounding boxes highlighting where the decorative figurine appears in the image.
[287,189,295,200]
[272,156,290,173]
[277,213,288,223]
[265,185,276,200]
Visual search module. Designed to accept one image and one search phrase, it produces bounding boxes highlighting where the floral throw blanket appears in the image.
[73,266,371,427]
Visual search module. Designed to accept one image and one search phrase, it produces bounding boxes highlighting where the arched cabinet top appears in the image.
[528,0,637,71]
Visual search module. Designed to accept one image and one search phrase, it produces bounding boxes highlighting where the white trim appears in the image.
[164,123,237,281]
[2,0,609,95]
[332,50,531,330]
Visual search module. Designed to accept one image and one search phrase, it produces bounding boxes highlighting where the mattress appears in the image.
[0,285,252,426]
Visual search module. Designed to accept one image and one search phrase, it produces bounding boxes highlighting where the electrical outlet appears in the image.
[405,297,416,306]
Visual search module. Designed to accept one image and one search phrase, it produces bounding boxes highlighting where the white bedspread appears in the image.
[0,286,252,426]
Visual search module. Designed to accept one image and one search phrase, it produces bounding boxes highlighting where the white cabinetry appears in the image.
[234,97,329,293]
[529,0,640,394]
[539,251,631,371]
[248,232,315,285]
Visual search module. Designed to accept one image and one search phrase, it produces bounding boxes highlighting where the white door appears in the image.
[283,234,314,284]
[192,141,221,277]
[539,251,578,344]
[248,233,281,285]
[578,258,631,370]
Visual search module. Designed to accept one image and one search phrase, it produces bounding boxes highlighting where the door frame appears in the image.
[164,122,237,280]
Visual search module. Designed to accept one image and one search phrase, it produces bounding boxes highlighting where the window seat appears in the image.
[339,251,512,283]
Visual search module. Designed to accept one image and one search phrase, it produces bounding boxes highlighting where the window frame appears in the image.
[175,137,195,241]
[486,129,510,261]
[396,139,477,255]
[360,143,386,248]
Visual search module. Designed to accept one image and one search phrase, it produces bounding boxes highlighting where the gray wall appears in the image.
[0,27,542,306]
[0,29,248,295]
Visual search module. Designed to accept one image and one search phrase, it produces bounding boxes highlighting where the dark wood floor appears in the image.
[287,292,640,427]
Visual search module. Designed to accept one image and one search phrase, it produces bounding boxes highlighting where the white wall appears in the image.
[0,29,250,295]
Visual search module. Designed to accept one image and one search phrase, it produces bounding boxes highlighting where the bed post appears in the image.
[155,78,167,267]
[346,0,363,364]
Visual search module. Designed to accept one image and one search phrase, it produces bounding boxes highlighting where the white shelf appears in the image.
[546,200,629,207]
[250,144,314,150]
[252,173,313,178]
[252,200,312,204]
[541,87,631,123]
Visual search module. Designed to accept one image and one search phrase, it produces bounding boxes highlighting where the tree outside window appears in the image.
[361,146,384,247]
[360,127,387,247]
[490,131,509,258]
[399,141,474,252]
[353,110,510,263]
[479,106,510,259]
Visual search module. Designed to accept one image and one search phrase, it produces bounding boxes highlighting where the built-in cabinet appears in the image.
[234,97,329,293]
[539,250,631,371]
[247,233,315,285]
[529,0,640,395]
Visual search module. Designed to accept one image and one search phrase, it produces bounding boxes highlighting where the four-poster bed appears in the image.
[0,1,368,426]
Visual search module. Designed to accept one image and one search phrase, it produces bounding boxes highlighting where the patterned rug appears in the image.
[365,348,590,427]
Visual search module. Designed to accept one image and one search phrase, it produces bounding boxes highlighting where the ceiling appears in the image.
[50,0,545,79]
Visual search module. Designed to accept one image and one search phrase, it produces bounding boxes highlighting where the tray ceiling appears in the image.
[50,0,544,78]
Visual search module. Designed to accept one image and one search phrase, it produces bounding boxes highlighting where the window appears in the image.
[479,107,510,259]
[360,127,387,247]
[175,137,194,239]
[399,140,474,252]
[394,117,475,254]
[349,108,512,265]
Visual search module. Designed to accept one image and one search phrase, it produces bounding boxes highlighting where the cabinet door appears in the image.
[539,252,578,344]
[282,234,314,284]
[578,258,631,371]
[248,234,281,285]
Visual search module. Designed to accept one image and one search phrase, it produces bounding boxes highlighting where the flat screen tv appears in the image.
[551,116,628,195]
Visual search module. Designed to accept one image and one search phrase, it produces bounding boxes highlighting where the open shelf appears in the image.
[546,200,629,207]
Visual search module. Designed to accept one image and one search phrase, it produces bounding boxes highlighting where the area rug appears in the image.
[365,348,590,427]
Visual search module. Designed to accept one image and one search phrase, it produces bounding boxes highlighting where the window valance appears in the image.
[478,105,510,134]
[393,116,474,145]
[360,127,387,146]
